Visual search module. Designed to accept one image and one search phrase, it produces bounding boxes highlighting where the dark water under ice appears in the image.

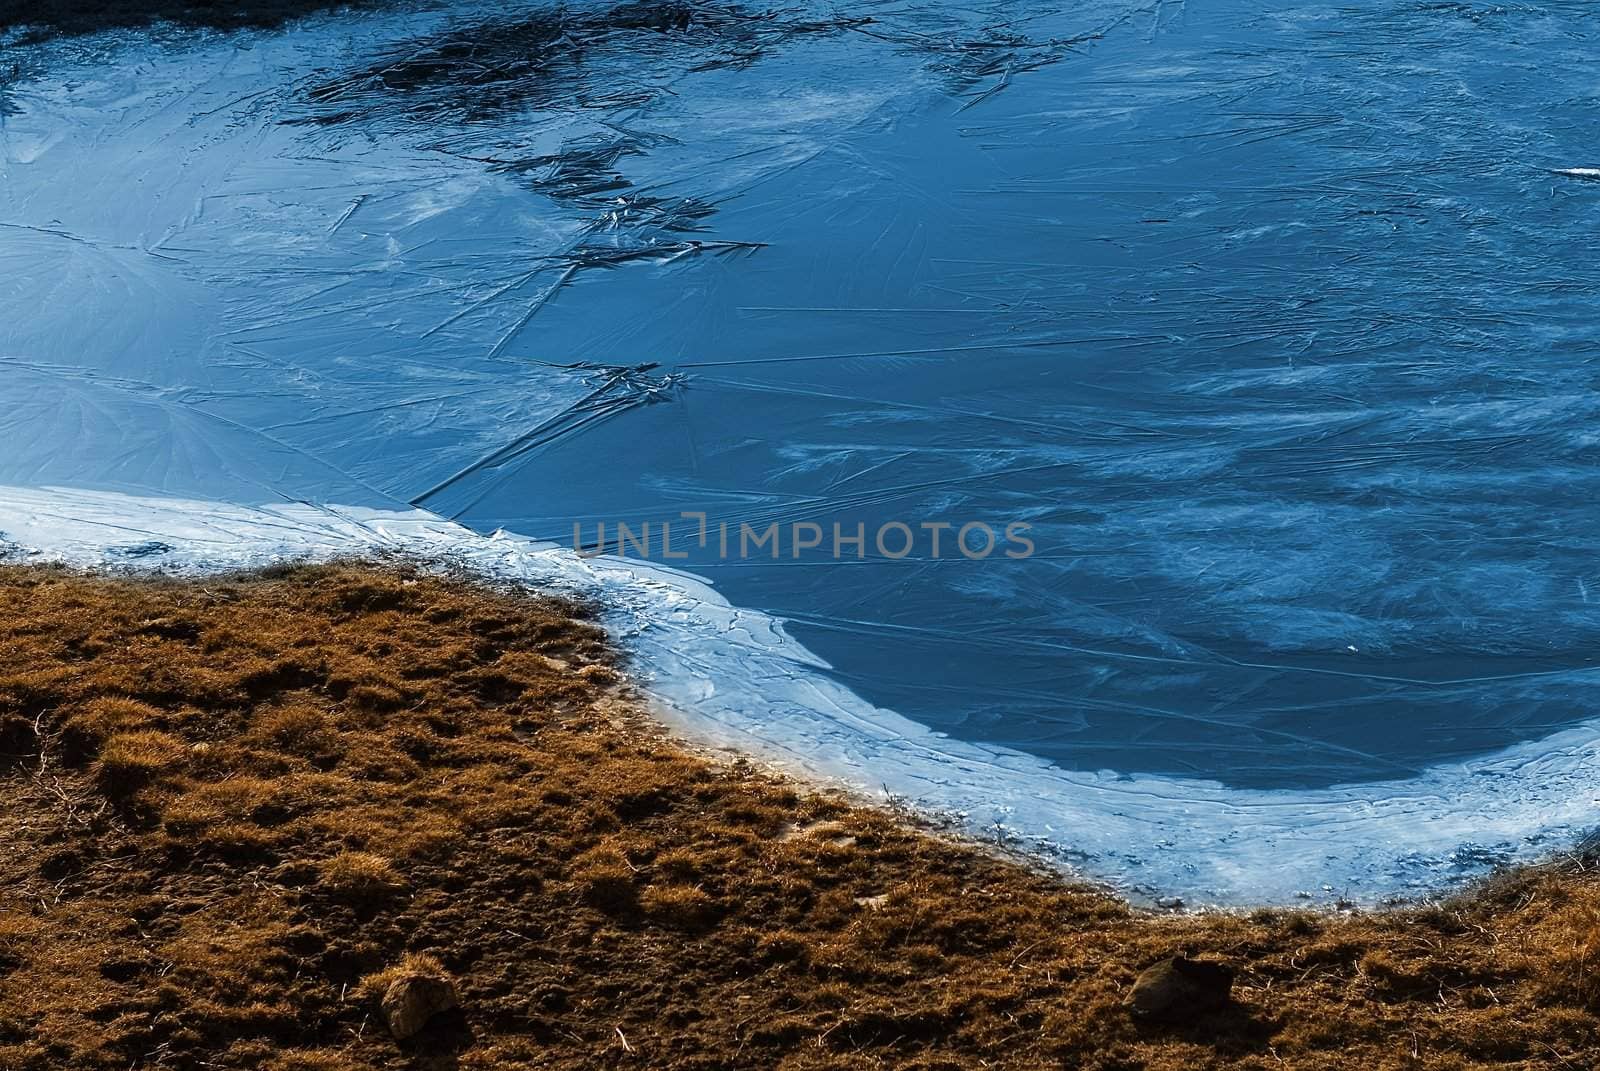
[3,0,1598,791]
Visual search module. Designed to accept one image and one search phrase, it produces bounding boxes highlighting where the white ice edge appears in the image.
[3,483,1597,906]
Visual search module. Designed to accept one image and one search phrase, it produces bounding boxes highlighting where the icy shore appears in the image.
[5,483,1596,905]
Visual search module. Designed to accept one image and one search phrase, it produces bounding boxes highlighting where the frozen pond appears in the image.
[3,0,1598,899]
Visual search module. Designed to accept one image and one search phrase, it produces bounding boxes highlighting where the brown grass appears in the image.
[0,561,1597,1069]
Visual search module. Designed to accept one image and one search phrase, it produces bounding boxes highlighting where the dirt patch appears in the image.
[0,562,1597,1069]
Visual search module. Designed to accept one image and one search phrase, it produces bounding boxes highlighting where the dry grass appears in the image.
[0,562,1597,1069]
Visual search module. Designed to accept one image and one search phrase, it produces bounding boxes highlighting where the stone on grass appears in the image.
[1126,955,1234,1022]
[382,971,460,1040]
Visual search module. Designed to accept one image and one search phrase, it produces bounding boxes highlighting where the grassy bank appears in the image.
[0,562,1597,1069]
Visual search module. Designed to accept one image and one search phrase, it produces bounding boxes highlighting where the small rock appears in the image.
[1126,955,1233,1022]
[382,972,459,1040]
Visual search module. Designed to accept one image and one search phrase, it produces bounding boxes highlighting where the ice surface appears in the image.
[3,0,1599,900]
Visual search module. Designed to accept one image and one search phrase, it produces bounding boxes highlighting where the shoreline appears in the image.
[3,484,1596,906]
[2,560,1598,1068]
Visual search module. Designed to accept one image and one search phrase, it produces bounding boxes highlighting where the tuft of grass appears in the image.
[571,844,639,914]
[640,884,721,930]
[319,851,405,901]
[92,729,187,796]
[249,705,339,760]
[59,696,164,760]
